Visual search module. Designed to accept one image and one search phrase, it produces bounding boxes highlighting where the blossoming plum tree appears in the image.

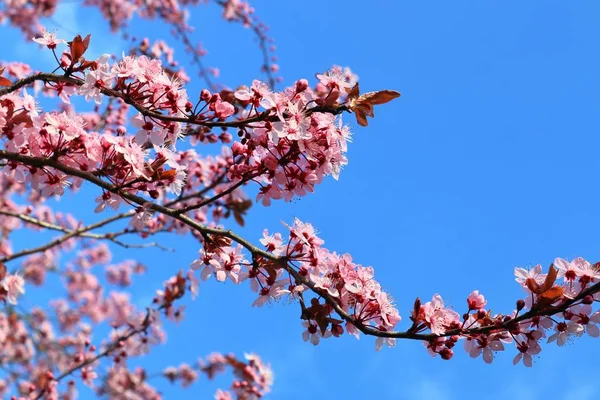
[0,1,599,399]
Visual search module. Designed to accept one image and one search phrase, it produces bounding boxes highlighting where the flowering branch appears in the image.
[0,72,347,129]
[0,210,173,262]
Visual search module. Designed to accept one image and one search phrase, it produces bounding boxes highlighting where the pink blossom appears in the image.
[2,273,25,304]
[571,305,600,338]
[513,330,543,367]
[547,320,584,346]
[463,333,508,364]
[514,264,546,289]
[81,366,98,387]
[467,290,487,310]
[422,294,461,335]
[301,321,332,345]
[32,30,66,49]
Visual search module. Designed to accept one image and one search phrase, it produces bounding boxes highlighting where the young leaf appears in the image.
[0,67,10,87]
[347,83,400,126]
[539,265,559,294]
[536,286,564,307]
[68,34,91,64]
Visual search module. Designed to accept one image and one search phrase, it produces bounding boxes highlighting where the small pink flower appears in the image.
[513,331,542,367]
[2,273,25,304]
[514,264,546,289]
[467,290,487,310]
[301,321,331,345]
[32,30,66,49]
[554,257,580,282]
[463,333,507,364]
[423,294,460,335]
[81,366,97,387]
[213,99,235,119]
[547,320,584,346]
[214,389,233,400]
[571,305,600,338]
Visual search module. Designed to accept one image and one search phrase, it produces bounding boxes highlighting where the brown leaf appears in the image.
[233,211,245,227]
[69,34,91,63]
[347,84,400,127]
[356,90,401,106]
[0,262,6,281]
[0,67,10,87]
[525,277,540,295]
[354,109,369,127]
[526,264,558,295]
[346,82,360,100]
[354,102,375,118]
[539,265,558,294]
[536,286,564,306]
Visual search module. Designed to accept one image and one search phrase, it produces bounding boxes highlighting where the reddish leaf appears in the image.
[233,211,245,227]
[158,169,177,180]
[346,82,360,100]
[527,264,558,295]
[525,277,540,295]
[69,34,91,63]
[347,83,400,127]
[356,90,401,106]
[539,265,558,294]
[354,109,369,127]
[537,286,564,306]
[0,262,6,281]
[0,67,10,87]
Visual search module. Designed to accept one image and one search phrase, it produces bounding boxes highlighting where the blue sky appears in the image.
[3,0,600,399]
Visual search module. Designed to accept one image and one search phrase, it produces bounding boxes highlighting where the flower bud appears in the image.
[440,348,453,360]
[200,89,211,101]
[295,79,308,93]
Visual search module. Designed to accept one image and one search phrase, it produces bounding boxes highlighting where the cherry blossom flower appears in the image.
[513,330,543,367]
[570,305,600,338]
[301,321,331,345]
[467,290,487,310]
[32,30,66,49]
[514,264,546,289]
[422,294,461,335]
[2,273,25,304]
[463,333,508,364]
[547,320,584,346]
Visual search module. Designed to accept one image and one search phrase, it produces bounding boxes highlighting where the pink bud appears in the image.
[219,132,233,143]
[295,79,308,93]
[200,89,211,101]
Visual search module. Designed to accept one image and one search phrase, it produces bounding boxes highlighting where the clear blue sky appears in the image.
[3,1,600,399]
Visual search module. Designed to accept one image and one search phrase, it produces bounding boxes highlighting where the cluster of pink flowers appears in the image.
[162,352,273,399]
[190,210,600,366]
[232,71,354,205]
[1,0,599,396]
[409,258,600,366]
[191,218,402,349]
